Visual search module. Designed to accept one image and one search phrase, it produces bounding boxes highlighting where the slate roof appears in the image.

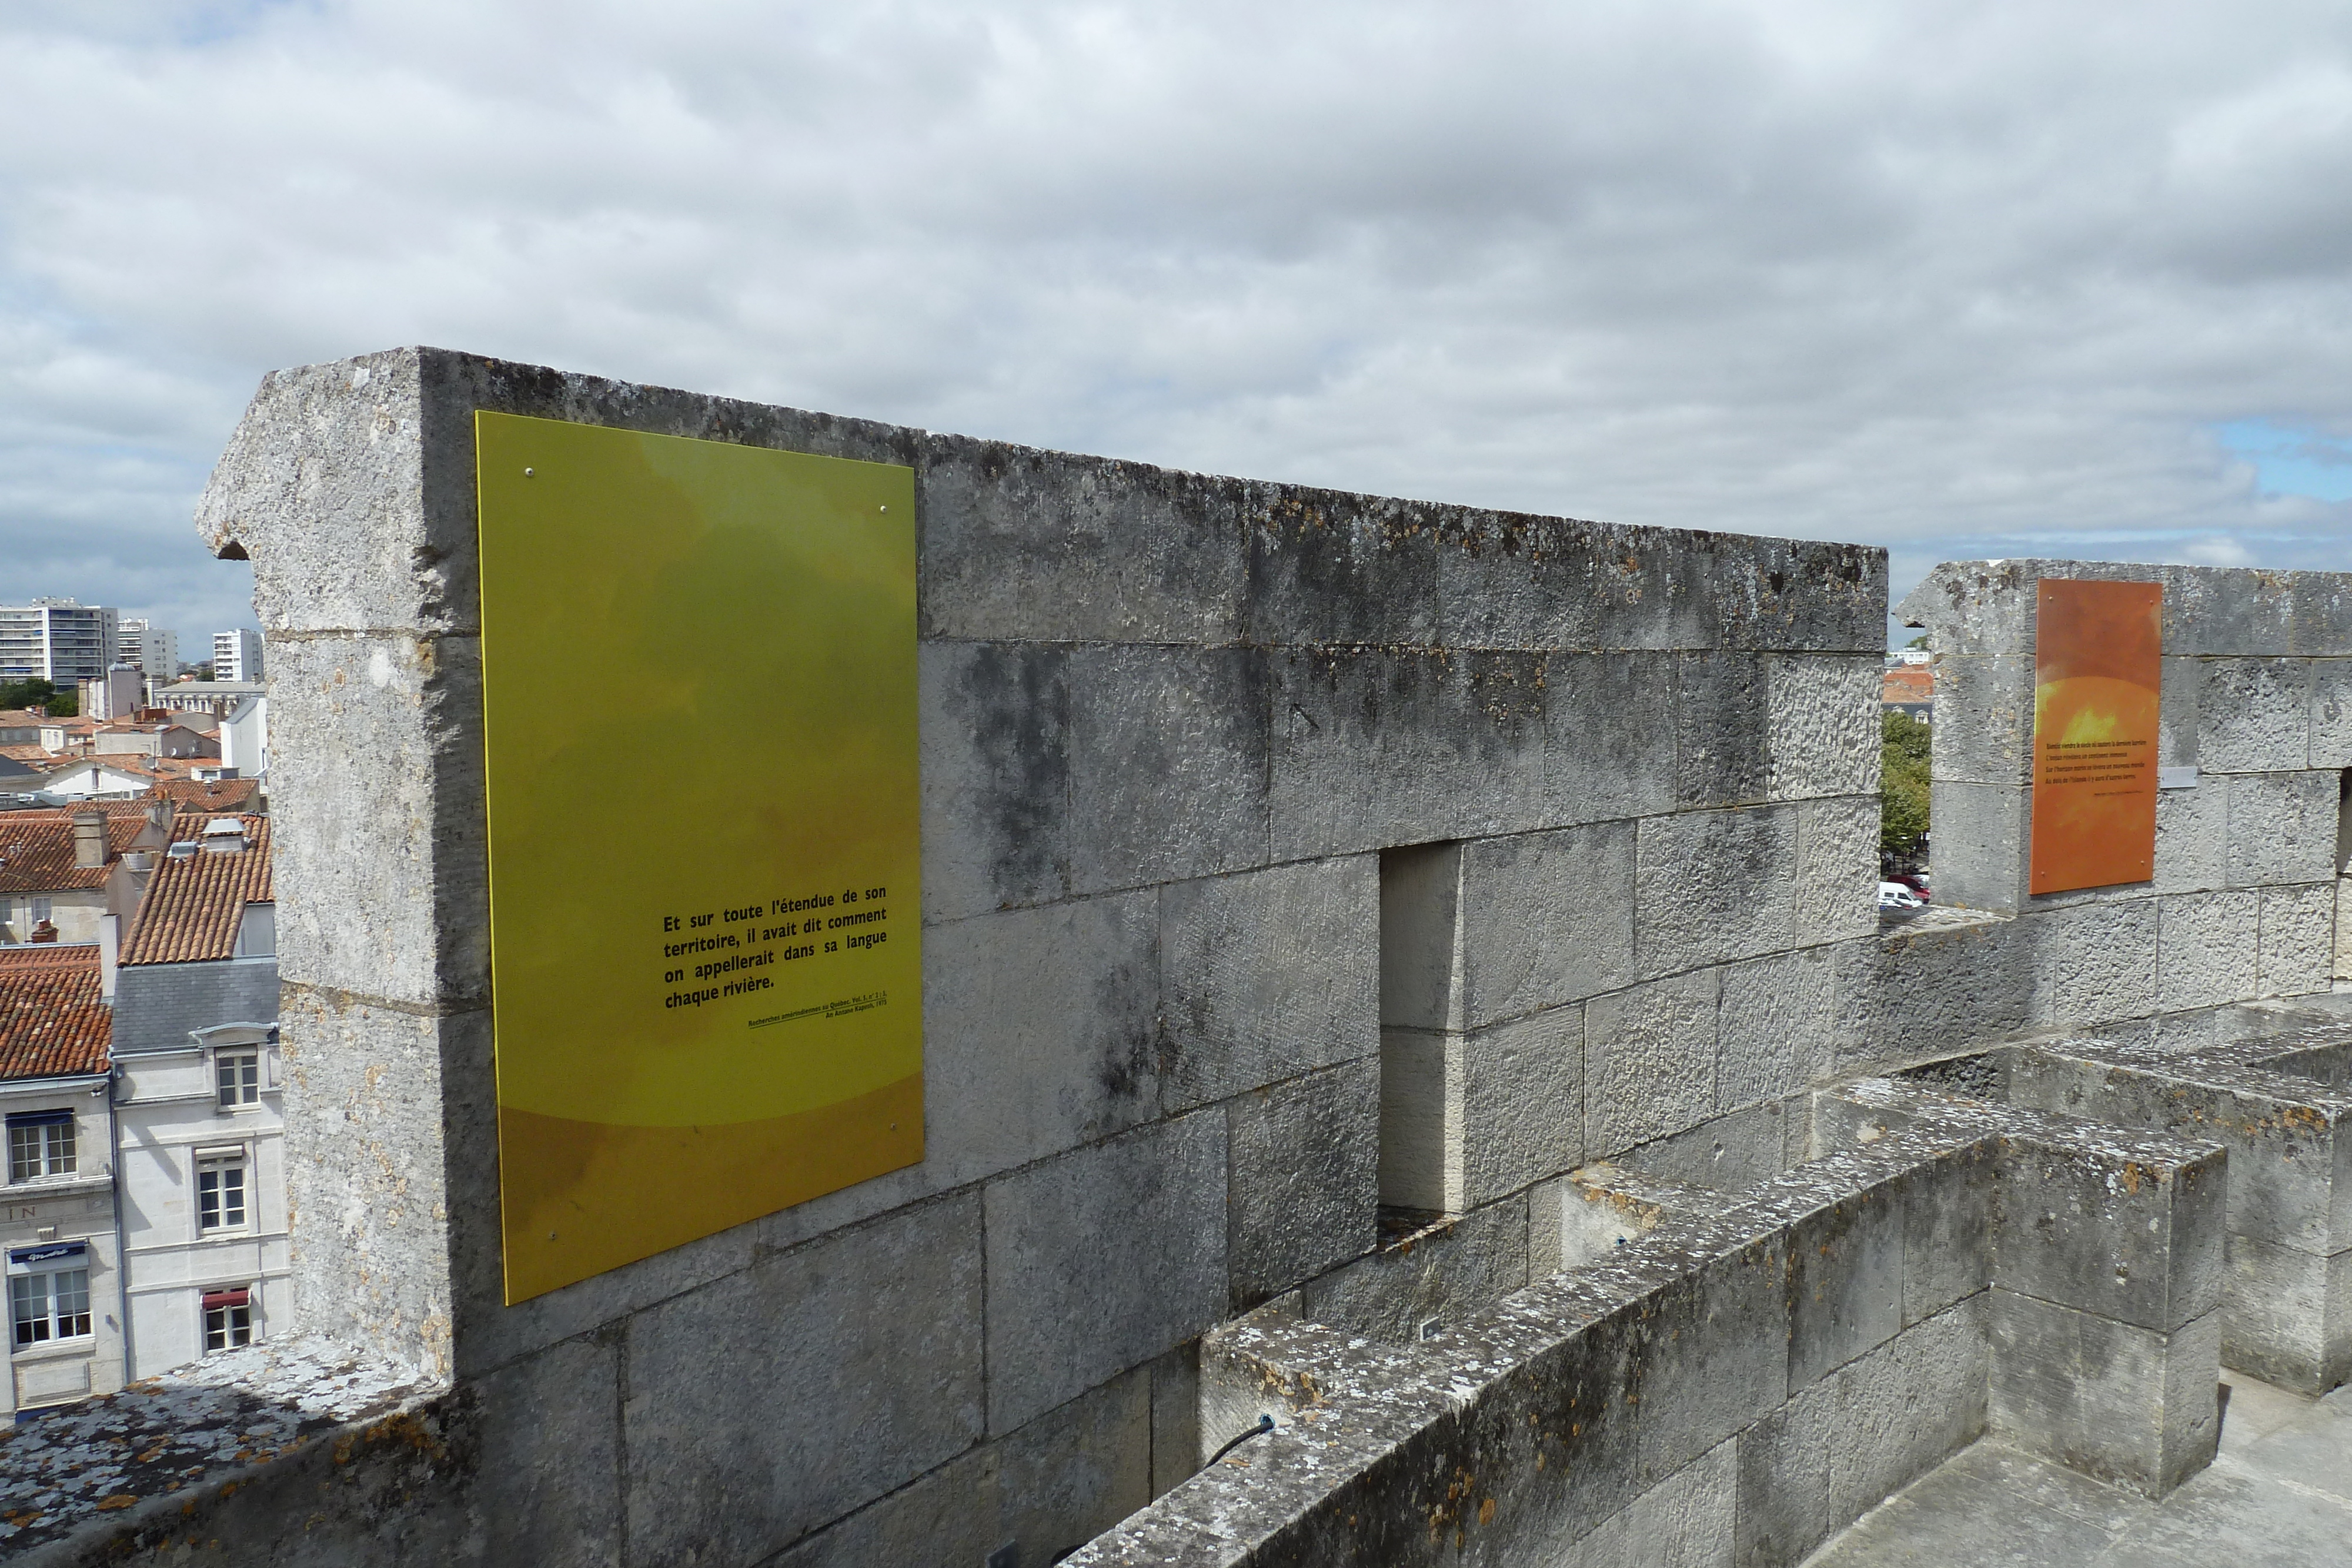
[121,817,273,965]
[0,814,148,893]
[0,945,111,1080]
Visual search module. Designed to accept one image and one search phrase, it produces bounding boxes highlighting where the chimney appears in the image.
[72,810,106,870]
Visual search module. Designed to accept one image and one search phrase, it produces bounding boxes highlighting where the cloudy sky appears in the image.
[4,0,2350,648]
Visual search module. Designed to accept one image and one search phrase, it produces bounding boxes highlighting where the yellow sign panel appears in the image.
[475,412,922,1303]
[2030,578,2163,895]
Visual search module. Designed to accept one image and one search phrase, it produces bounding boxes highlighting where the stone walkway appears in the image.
[1807,1375,2352,1567]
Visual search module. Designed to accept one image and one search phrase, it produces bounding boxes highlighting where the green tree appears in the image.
[0,678,66,715]
[1881,710,1931,858]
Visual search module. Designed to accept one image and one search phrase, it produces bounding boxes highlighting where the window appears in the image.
[196,1154,248,1233]
[6,1112,76,1182]
[9,1247,92,1347]
[202,1287,253,1352]
[215,1052,261,1110]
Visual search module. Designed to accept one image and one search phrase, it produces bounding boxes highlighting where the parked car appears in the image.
[1892,872,1931,901]
[1877,881,1925,910]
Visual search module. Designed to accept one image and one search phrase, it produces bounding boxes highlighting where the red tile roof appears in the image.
[0,945,110,1080]
[0,814,150,893]
[1883,666,1934,704]
[148,779,263,814]
[121,817,273,965]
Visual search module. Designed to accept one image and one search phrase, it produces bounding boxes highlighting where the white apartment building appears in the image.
[0,600,122,688]
[210,629,263,683]
[117,621,181,684]
[0,944,126,1415]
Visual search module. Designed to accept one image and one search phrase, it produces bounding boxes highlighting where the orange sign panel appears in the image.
[2029,579,2162,894]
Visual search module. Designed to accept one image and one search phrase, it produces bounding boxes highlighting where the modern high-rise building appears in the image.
[117,620,181,680]
[0,600,121,687]
[211,628,263,683]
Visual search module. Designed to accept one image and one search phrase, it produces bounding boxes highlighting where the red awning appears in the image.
[201,1288,249,1310]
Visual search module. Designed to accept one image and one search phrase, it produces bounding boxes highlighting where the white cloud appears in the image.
[2,0,2350,642]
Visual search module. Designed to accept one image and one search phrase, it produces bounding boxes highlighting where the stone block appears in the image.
[985,1114,1228,1432]
[2221,1233,2352,1395]
[2259,882,2336,997]
[1993,1138,2226,1332]
[1541,651,1682,825]
[1267,647,1551,860]
[1160,856,1378,1111]
[1717,947,1837,1108]
[2170,567,2296,657]
[1625,1100,1791,1193]
[622,1194,985,1565]
[1378,1027,1456,1213]
[1930,653,2035,786]
[1674,651,1770,809]
[1795,796,1882,945]
[2160,654,2203,769]
[1986,1288,2220,1496]
[2022,898,2160,1031]
[1787,1183,1905,1392]
[920,641,1070,922]
[1227,1061,1379,1307]
[2309,659,2352,766]
[771,1446,997,1568]
[1067,646,1268,895]
[1635,1238,1790,1484]
[924,894,1160,1183]
[2294,577,2352,656]
[1586,971,1720,1159]
[1459,1006,1585,1206]
[1826,1300,1989,1521]
[1247,480,1441,647]
[994,1368,1157,1566]
[2153,777,2227,895]
[1148,1343,1201,1496]
[2157,890,2260,1012]
[1925,780,2027,915]
[2338,881,2352,981]
[1902,1143,1993,1325]
[920,437,1248,644]
[1622,1440,1738,1568]
[1301,1196,1528,1342]
[1458,822,1639,1024]
[2199,658,2315,773]
[265,631,488,1009]
[1735,1377,1835,1568]
[2226,770,2338,888]
[1379,838,1464,1031]
[1832,913,2030,1074]
[1434,510,1703,653]
[472,1334,623,1568]
[1633,805,1803,977]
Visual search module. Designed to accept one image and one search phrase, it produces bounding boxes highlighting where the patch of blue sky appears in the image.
[2219,420,2352,503]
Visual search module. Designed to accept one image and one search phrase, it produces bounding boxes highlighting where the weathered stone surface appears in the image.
[1247,481,1441,647]
[921,436,1248,644]
[1736,1375,1836,1568]
[1300,1197,1529,1343]
[1266,647,1550,860]
[771,1445,997,1568]
[265,631,487,1009]
[1147,1343,1201,1496]
[1787,1185,1905,1393]
[1636,1238,1790,1483]
[920,640,1070,922]
[985,1114,1227,1432]
[1459,1007,1585,1207]
[1763,655,1881,802]
[2157,890,2260,1012]
[2308,658,2352,767]
[1160,856,1378,1112]
[1458,823,1638,1025]
[473,1335,623,1567]
[1586,971,1720,1158]
[1226,1062,1379,1307]
[1675,651,1772,809]
[2200,658,2316,774]
[2220,1232,2352,1395]
[1634,805,1803,977]
[1796,797,1881,946]
[1542,651,1682,824]
[1986,1288,2220,1497]
[1925,780,2027,915]
[2259,882,2336,997]
[1902,1144,1993,1325]
[2022,898,2160,1031]
[1718,947,1837,1107]
[1620,1439,1738,1567]
[622,1195,985,1565]
[923,892,1160,1182]
[1930,653,2034,786]
[2226,770,2338,888]
[1625,1099,1792,1193]
[1378,1027,1456,1213]
[1833,912,2030,1074]
[994,1369,1157,1567]
[2153,777,2228,895]
[1993,1139,2225,1332]
[1826,1301,1989,1522]
[1067,646,1268,896]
